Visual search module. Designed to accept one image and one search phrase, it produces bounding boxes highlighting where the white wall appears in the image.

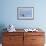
[0,0,46,29]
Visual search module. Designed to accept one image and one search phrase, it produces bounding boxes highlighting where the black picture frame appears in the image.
[17,7,34,20]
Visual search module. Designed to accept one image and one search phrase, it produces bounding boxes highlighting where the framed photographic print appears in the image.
[17,7,34,20]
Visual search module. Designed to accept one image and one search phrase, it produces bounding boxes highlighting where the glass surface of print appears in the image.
[17,7,34,20]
